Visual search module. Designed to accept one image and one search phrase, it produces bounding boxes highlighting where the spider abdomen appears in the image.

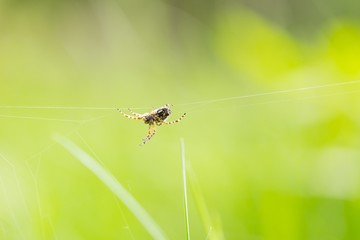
[155,108,171,121]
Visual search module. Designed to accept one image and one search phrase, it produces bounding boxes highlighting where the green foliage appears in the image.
[1,1,360,240]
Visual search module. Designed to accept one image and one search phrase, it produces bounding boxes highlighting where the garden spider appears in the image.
[117,104,186,145]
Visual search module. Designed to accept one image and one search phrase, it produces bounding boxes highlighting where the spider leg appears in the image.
[117,108,143,120]
[149,104,174,115]
[128,108,143,117]
[161,104,173,108]
[140,124,157,145]
[163,113,186,125]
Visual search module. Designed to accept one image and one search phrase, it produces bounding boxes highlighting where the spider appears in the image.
[117,104,186,145]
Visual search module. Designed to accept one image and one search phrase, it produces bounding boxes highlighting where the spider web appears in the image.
[0,79,360,239]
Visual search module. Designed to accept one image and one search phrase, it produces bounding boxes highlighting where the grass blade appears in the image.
[54,134,167,240]
[180,138,191,240]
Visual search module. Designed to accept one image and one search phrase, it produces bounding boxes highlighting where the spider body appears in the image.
[144,115,155,125]
[155,107,171,121]
[117,104,186,145]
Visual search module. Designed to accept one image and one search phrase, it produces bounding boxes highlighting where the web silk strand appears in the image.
[0,80,359,111]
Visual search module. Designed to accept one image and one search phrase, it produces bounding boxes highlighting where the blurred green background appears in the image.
[1,0,360,239]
